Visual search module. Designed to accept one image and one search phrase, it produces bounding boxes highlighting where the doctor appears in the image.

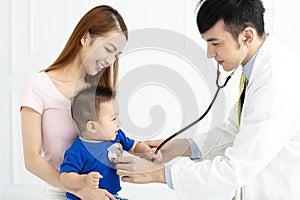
[115,0,300,199]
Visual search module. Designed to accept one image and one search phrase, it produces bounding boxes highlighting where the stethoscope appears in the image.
[153,39,249,157]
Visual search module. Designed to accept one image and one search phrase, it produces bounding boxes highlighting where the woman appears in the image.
[20,5,127,200]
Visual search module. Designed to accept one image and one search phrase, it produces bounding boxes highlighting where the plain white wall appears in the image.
[0,0,299,199]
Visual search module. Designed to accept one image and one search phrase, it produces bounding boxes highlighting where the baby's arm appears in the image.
[130,141,151,154]
[129,141,162,163]
[60,171,102,189]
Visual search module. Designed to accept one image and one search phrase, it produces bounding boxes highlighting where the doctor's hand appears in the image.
[145,139,191,163]
[108,143,123,162]
[114,156,166,184]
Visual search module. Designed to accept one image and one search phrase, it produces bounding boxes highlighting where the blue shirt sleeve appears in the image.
[114,129,135,151]
[60,139,85,173]
[165,164,174,189]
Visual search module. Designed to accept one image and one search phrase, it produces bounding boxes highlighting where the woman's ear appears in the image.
[86,120,97,133]
[80,31,90,46]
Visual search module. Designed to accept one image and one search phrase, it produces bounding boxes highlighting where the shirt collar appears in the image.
[79,136,104,143]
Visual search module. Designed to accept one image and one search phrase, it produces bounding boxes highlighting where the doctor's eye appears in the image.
[212,43,221,46]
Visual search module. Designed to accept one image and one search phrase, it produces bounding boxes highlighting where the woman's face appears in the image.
[80,31,127,76]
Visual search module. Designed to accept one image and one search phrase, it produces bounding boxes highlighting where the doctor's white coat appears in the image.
[170,37,300,200]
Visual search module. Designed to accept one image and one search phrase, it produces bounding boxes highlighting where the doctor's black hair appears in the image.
[196,0,265,39]
[71,86,116,133]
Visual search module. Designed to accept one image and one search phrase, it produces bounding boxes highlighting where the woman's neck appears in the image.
[50,55,87,84]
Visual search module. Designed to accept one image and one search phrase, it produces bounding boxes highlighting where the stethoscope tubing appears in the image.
[154,65,233,156]
[153,42,249,158]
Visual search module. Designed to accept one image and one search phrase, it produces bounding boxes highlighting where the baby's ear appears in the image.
[86,121,97,133]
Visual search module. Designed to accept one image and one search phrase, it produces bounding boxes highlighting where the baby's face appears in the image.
[97,99,121,141]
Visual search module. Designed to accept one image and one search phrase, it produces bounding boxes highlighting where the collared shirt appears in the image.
[165,51,259,189]
[243,50,259,79]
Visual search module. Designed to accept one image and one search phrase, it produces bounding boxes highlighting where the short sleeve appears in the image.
[60,141,84,173]
[20,73,44,114]
[116,129,134,151]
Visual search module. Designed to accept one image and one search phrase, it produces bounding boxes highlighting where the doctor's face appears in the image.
[202,19,247,72]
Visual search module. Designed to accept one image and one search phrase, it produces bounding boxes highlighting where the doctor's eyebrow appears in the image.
[206,37,220,42]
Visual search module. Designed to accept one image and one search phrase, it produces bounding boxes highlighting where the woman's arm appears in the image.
[21,107,66,189]
[21,107,115,200]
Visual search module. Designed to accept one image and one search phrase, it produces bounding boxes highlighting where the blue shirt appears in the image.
[60,129,134,200]
[243,51,258,79]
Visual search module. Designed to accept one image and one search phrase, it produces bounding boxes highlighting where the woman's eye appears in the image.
[105,47,112,53]
[212,43,220,46]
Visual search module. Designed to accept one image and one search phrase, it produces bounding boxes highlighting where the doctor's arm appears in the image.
[193,104,238,160]
[115,57,300,196]
[144,102,240,163]
[115,130,234,187]
[115,138,195,187]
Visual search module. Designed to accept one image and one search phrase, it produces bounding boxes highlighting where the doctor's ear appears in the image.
[241,27,255,43]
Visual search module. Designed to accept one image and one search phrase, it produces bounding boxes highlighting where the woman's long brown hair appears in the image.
[44,5,128,91]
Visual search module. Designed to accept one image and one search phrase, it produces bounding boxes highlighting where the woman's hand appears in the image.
[145,139,191,163]
[76,187,115,200]
[114,156,166,184]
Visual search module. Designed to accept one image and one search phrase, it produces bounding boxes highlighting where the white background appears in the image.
[0,0,299,199]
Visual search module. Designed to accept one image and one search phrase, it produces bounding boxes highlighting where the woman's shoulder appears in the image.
[26,71,48,82]
[21,71,54,99]
[23,71,52,90]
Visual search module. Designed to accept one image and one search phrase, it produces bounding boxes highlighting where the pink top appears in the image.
[20,72,78,169]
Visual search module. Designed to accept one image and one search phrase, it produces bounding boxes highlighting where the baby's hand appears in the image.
[150,148,162,164]
[85,172,102,188]
[108,143,123,162]
[139,149,162,164]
